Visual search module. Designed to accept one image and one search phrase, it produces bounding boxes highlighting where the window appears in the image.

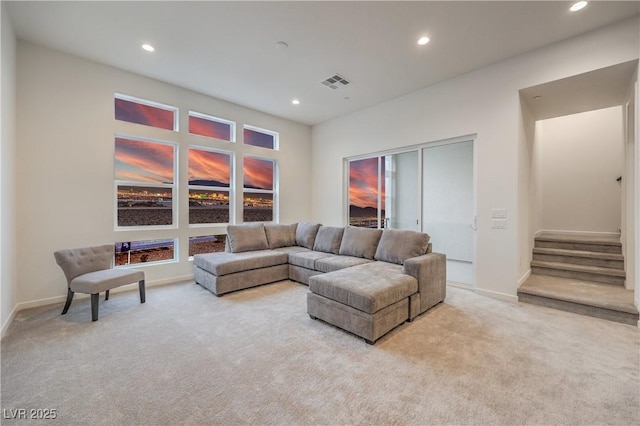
[115,239,176,266]
[115,136,176,227]
[243,156,276,222]
[189,111,235,142]
[188,148,232,225]
[243,125,278,150]
[189,235,226,257]
[115,94,178,131]
[348,157,385,228]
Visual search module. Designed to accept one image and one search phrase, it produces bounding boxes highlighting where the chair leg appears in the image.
[105,289,109,301]
[61,289,74,315]
[91,293,99,322]
[139,280,146,303]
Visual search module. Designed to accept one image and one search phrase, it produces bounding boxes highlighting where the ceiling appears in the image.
[521,60,639,121]
[6,1,640,126]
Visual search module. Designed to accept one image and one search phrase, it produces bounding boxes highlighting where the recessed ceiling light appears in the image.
[417,36,430,46]
[570,1,588,12]
[142,44,155,52]
[276,41,289,49]
[533,95,542,100]
[292,99,300,105]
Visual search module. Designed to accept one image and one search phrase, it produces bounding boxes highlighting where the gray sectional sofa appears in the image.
[193,222,446,344]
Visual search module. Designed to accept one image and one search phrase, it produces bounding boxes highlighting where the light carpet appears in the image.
[1,281,638,425]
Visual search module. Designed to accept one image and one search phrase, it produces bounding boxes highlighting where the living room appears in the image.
[1,2,639,424]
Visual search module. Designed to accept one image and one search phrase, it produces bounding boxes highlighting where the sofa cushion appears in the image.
[295,222,322,249]
[226,223,269,253]
[314,255,372,273]
[338,227,383,259]
[288,251,337,270]
[309,262,418,314]
[374,229,431,265]
[264,223,297,249]
[193,250,287,276]
[313,226,344,254]
[273,246,311,255]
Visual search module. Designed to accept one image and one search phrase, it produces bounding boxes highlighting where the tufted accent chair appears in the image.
[54,244,145,321]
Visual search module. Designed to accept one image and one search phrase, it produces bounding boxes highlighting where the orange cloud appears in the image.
[188,149,231,186]
[115,98,174,130]
[115,138,174,184]
[189,115,231,141]
[243,157,273,190]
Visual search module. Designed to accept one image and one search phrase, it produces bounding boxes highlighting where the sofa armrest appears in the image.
[403,252,446,315]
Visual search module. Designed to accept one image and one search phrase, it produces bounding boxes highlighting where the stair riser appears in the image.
[517,293,639,326]
[532,267,625,285]
[531,267,625,286]
[535,240,621,254]
[533,253,624,270]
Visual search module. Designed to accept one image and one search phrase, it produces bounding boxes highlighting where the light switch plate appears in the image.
[492,219,507,229]
[491,208,507,218]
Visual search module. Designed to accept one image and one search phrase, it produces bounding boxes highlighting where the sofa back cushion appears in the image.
[295,222,322,249]
[313,226,344,254]
[338,227,383,260]
[264,223,297,249]
[226,223,269,253]
[374,229,431,265]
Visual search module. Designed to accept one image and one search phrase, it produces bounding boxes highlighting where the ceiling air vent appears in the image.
[321,74,351,89]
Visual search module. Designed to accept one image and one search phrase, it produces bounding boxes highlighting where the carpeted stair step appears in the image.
[517,275,638,325]
[535,237,622,254]
[531,260,625,286]
[532,247,624,269]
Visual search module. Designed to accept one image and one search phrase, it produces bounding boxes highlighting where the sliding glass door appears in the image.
[348,151,419,230]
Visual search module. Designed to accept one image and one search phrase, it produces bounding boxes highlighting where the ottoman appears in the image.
[307,262,418,344]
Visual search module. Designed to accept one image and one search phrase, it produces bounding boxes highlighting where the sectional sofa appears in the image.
[193,222,446,344]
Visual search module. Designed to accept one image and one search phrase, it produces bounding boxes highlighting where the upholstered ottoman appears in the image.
[307,261,418,344]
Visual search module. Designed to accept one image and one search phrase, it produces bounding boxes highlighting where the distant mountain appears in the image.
[349,205,385,217]
[188,179,230,188]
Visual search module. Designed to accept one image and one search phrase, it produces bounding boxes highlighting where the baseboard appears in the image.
[447,281,473,290]
[518,269,531,286]
[535,229,621,238]
[1,304,20,340]
[0,274,194,340]
[475,287,518,303]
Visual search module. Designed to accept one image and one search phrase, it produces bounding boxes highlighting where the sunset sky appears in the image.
[244,128,275,149]
[189,115,231,141]
[349,157,385,209]
[115,137,174,184]
[115,98,174,130]
[189,149,231,186]
[243,157,273,190]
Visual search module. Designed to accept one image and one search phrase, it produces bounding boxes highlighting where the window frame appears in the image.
[243,124,279,151]
[114,238,178,268]
[114,93,179,132]
[188,110,236,142]
[188,146,235,227]
[114,134,178,231]
[242,155,278,223]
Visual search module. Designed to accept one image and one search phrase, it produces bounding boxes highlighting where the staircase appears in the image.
[518,233,639,326]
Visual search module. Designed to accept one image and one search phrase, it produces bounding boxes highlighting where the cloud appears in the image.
[115,138,174,183]
[115,98,174,130]
[189,115,231,140]
[244,128,274,149]
[349,157,382,208]
[243,157,273,190]
[188,149,231,186]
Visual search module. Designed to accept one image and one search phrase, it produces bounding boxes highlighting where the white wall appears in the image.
[15,41,312,309]
[519,95,537,283]
[312,18,639,300]
[535,107,624,234]
[1,3,18,335]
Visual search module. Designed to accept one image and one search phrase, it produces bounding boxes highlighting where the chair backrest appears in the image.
[53,244,114,285]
